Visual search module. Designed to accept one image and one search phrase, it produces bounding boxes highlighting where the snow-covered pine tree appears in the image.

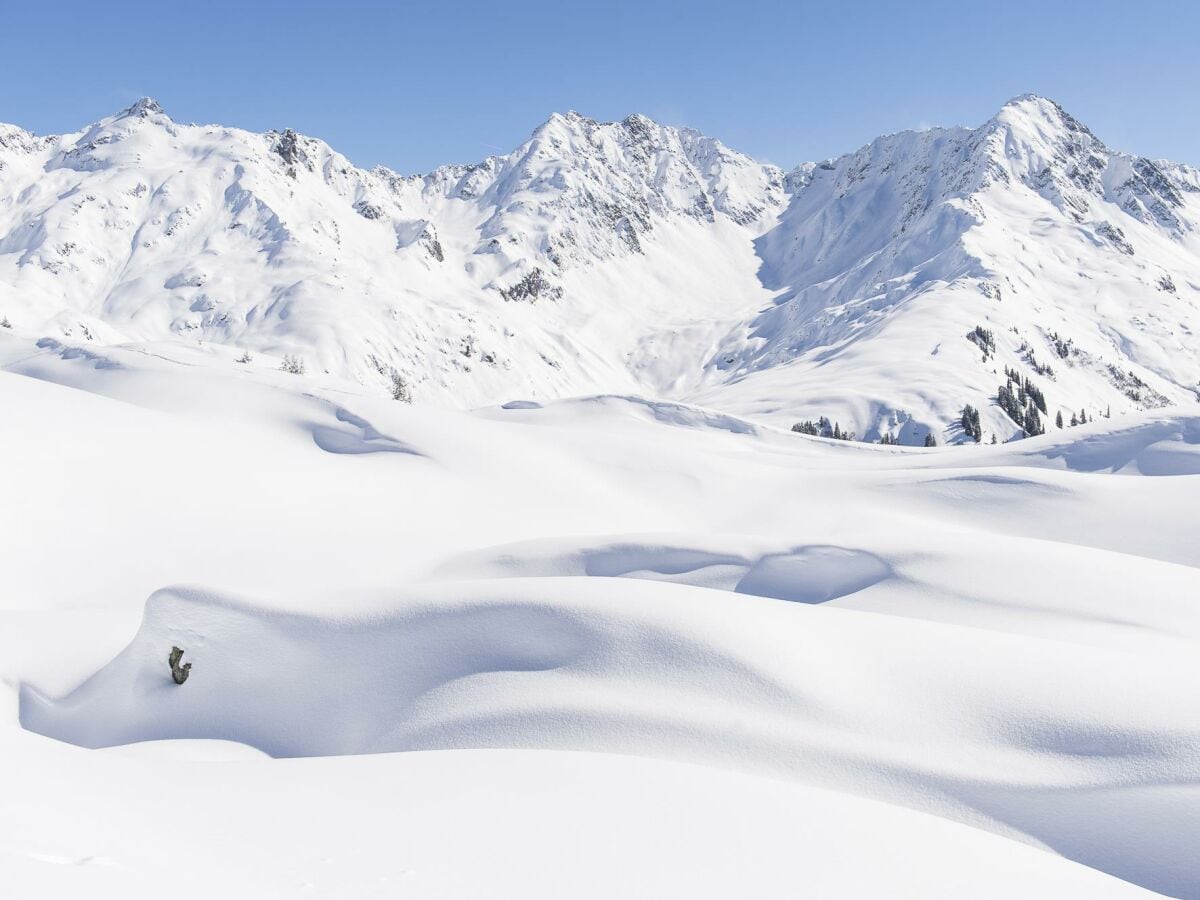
[960,404,982,442]
[1024,406,1044,436]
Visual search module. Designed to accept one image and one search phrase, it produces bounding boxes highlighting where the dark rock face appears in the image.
[419,226,444,262]
[275,129,302,165]
[1115,158,1185,232]
[1096,222,1135,255]
[500,268,562,303]
[272,129,311,176]
[168,646,192,685]
[354,200,383,220]
[124,97,165,118]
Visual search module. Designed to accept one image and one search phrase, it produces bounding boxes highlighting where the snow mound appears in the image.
[433,534,893,603]
[21,574,1200,895]
[1001,414,1200,475]
[7,343,1200,895]
[0,748,1155,899]
[309,406,426,456]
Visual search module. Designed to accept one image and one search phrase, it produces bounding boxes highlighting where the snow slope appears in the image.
[724,95,1200,440]
[0,99,784,411]
[3,331,1200,896]
[0,744,1159,900]
[2,95,1199,441]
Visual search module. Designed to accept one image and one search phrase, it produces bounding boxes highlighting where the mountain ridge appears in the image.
[1,94,1198,444]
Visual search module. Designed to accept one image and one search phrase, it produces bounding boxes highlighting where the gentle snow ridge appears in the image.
[3,333,1200,895]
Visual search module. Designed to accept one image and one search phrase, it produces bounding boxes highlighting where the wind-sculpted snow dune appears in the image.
[21,574,1200,895]
[1006,415,1200,476]
[5,338,1200,896]
[432,535,894,601]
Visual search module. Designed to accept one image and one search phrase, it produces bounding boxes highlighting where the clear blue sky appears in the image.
[4,0,1198,172]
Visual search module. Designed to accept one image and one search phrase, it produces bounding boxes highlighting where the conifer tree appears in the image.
[960,404,982,442]
[1024,406,1043,436]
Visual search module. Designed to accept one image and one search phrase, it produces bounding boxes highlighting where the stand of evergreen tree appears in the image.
[997,367,1046,437]
[967,325,996,359]
[790,416,855,441]
[961,404,982,442]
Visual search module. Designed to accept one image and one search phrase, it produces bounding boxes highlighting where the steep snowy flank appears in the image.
[703,95,1200,441]
[0,99,785,408]
[1,95,1199,442]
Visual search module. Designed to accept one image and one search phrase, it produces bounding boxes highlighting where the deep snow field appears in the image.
[3,328,1200,898]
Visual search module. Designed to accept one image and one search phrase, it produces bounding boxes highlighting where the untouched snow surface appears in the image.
[3,331,1200,897]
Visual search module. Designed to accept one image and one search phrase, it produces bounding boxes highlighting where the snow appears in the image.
[2,95,1198,442]
[0,746,1157,900]
[3,329,1200,896]
[4,93,1200,896]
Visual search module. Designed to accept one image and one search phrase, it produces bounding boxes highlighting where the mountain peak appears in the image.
[541,110,591,129]
[990,93,1093,139]
[1000,91,1053,109]
[536,110,670,137]
[621,112,657,128]
[120,97,167,119]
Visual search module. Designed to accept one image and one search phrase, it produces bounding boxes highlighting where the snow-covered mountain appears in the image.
[2,95,1199,442]
[7,95,1200,899]
[723,95,1200,441]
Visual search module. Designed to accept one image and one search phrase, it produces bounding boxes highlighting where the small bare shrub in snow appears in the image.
[168,646,191,685]
[0,316,10,329]
[280,354,305,375]
[236,350,253,364]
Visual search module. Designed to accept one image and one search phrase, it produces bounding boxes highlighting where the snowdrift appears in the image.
[999,414,1200,476]
[6,343,1200,896]
[21,574,1200,896]
[0,746,1157,900]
